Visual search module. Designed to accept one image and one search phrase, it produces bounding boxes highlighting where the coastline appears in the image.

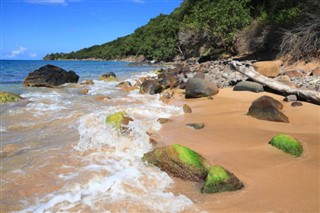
[158,88,320,212]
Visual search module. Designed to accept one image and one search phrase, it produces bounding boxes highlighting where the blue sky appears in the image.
[0,0,182,60]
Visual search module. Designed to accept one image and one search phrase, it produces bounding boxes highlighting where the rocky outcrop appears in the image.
[23,64,79,87]
[0,92,23,103]
[143,144,209,182]
[247,96,289,123]
[99,72,118,82]
[185,78,219,98]
[139,80,162,95]
[233,81,264,93]
[269,134,303,157]
[201,165,243,193]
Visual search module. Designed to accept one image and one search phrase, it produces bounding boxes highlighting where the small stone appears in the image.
[80,79,94,85]
[81,89,89,94]
[186,123,204,130]
[291,102,303,107]
[99,72,118,82]
[283,95,297,102]
[157,118,173,124]
[183,104,192,113]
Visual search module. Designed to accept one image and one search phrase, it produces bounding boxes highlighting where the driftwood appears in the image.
[230,61,320,105]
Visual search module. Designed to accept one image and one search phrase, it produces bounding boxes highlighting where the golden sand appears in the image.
[160,88,320,212]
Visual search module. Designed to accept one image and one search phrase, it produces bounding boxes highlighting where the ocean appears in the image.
[0,60,196,212]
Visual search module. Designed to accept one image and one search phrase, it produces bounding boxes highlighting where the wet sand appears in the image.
[160,88,320,213]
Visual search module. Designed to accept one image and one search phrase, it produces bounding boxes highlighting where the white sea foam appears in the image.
[0,126,6,132]
[16,72,193,212]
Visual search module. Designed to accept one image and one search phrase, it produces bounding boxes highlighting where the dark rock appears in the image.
[247,96,289,123]
[233,81,264,93]
[291,101,303,107]
[283,95,297,102]
[186,123,204,130]
[99,72,118,81]
[139,80,162,95]
[142,144,209,182]
[185,78,219,99]
[201,165,243,193]
[23,64,79,87]
[183,104,192,113]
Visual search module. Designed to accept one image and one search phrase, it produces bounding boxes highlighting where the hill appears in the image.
[44,0,319,62]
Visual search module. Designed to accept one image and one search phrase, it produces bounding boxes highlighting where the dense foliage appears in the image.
[44,0,319,62]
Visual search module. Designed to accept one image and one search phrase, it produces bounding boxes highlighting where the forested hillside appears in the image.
[44,0,319,62]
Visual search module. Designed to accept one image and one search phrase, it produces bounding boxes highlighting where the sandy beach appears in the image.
[159,88,320,212]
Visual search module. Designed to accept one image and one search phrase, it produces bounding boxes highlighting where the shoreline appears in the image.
[158,88,319,212]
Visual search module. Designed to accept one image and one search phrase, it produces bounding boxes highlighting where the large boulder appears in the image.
[233,81,264,93]
[142,144,209,182]
[139,80,162,95]
[269,134,303,157]
[0,92,22,103]
[185,78,219,98]
[99,72,118,82]
[247,96,289,123]
[252,61,281,78]
[23,64,79,87]
[201,165,243,193]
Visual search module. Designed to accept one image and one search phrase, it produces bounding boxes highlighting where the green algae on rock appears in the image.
[269,134,303,157]
[142,144,209,182]
[0,92,22,103]
[201,165,244,193]
[105,111,127,130]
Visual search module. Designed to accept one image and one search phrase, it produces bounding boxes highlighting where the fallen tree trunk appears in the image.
[230,61,320,105]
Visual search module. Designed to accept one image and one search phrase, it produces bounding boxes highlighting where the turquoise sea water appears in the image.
[0,60,156,93]
[0,60,197,212]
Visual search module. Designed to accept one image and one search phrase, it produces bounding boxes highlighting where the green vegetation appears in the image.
[269,134,303,157]
[172,144,205,168]
[0,92,22,103]
[105,111,127,129]
[44,0,319,62]
[201,165,243,193]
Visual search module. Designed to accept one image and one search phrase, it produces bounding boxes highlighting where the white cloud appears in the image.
[7,46,27,58]
[29,53,38,58]
[132,0,145,4]
[26,0,68,5]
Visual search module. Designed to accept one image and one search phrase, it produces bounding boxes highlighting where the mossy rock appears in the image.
[269,134,303,157]
[201,165,244,193]
[106,111,128,130]
[99,72,118,82]
[0,92,22,103]
[142,144,209,182]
